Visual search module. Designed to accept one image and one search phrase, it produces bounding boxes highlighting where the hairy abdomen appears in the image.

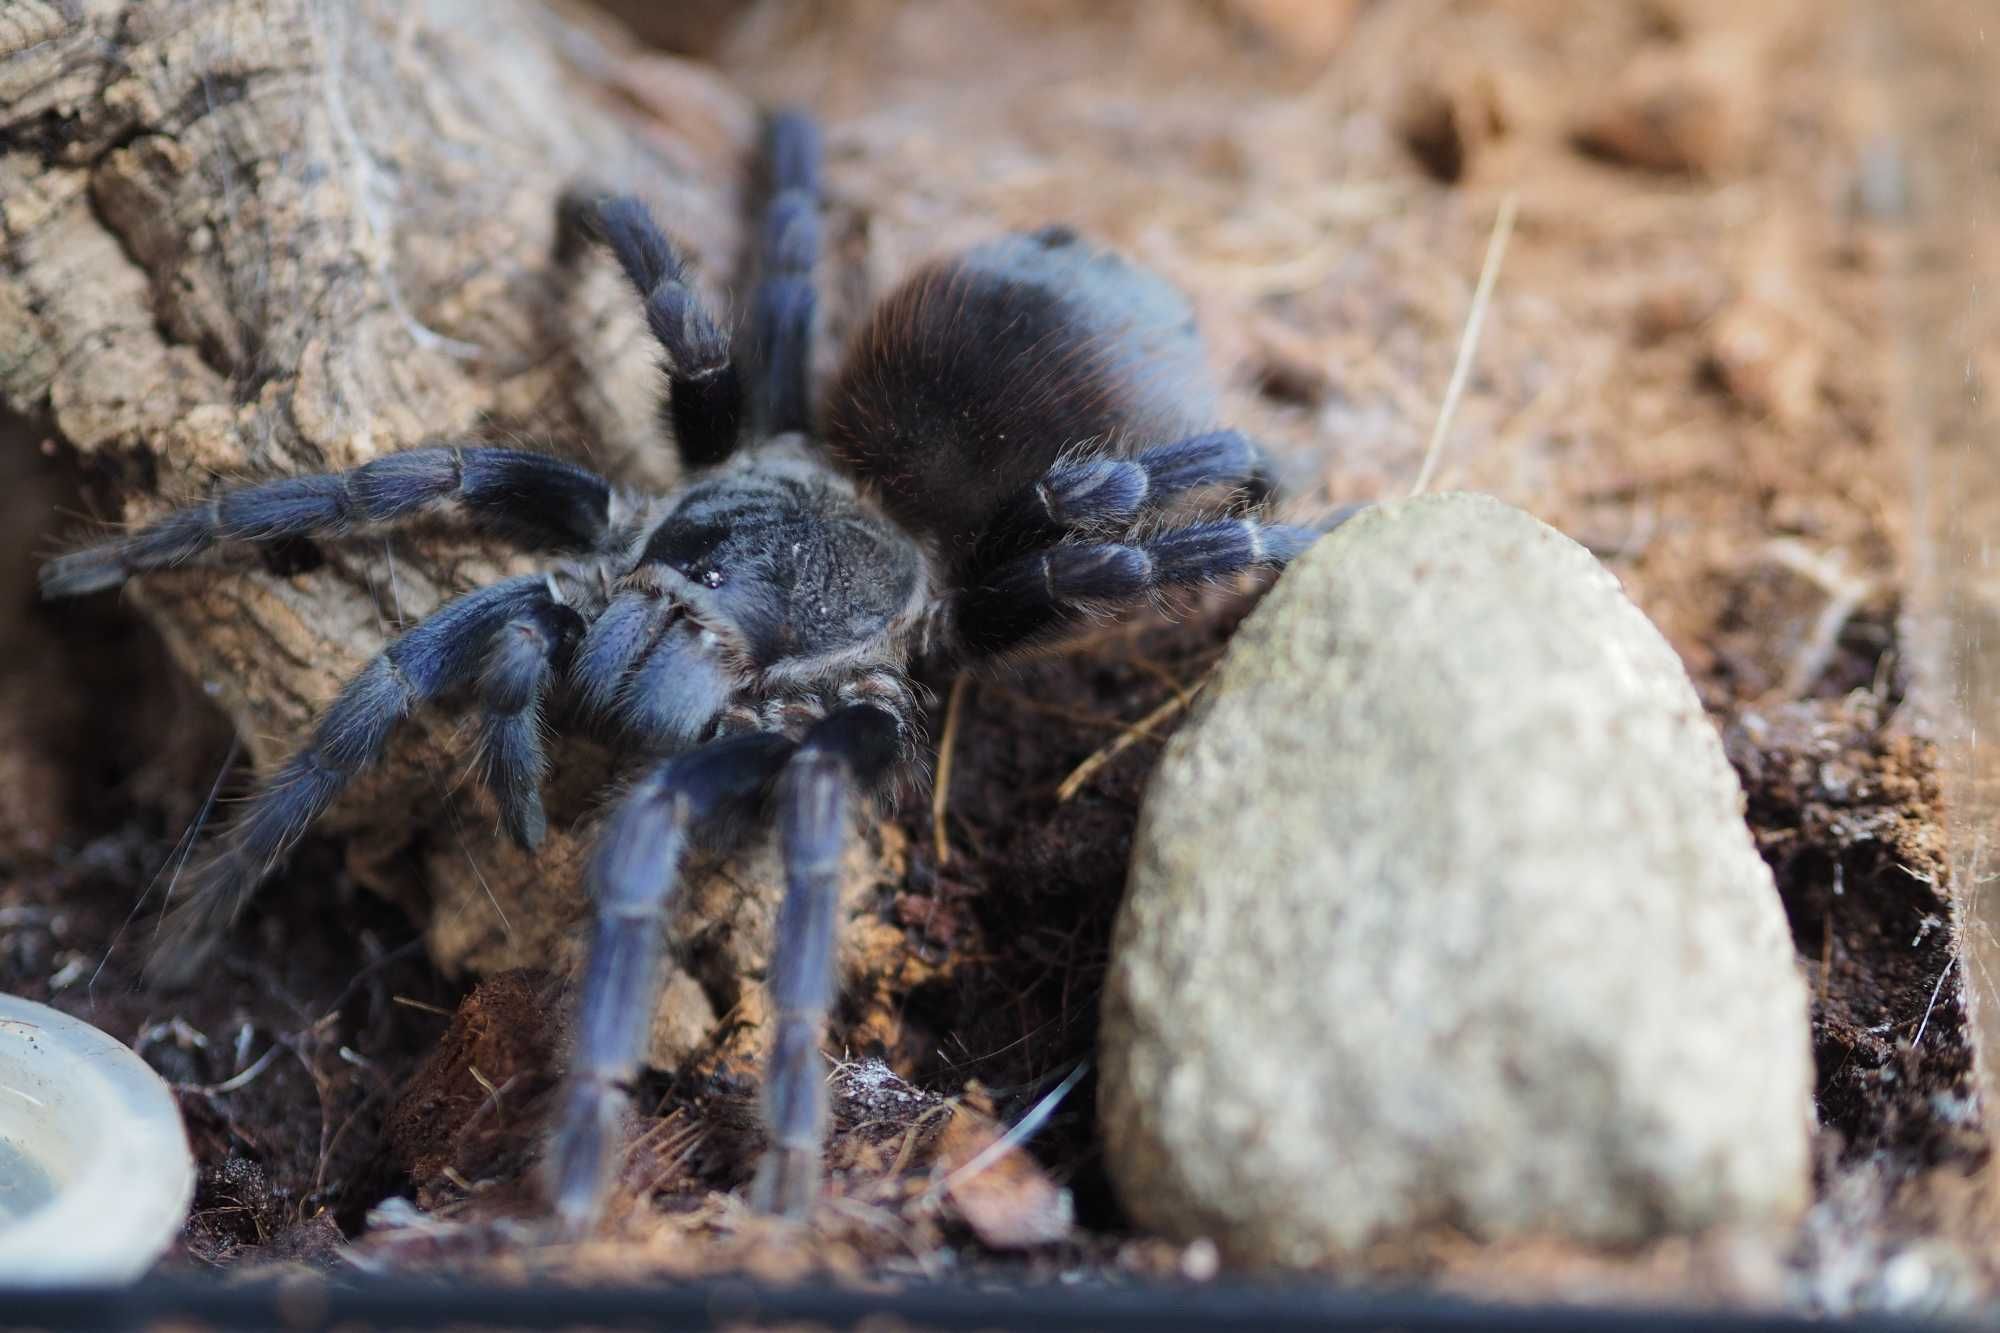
[823,227,1216,563]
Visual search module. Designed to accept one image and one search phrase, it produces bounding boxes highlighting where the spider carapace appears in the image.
[41,108,1320,1231]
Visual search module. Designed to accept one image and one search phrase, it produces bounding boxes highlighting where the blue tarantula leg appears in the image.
[547,731,797,1235]
[571,193,744,470]
[1138,516,1318,582]
[751,704,904,1217]
[1130,428,1276,506]
[970,430,1281,576]
[144,575,561,985]
[475,599,587,850]
[751,108,823,436]
[955,517,1319,658]
[569,591,738,750]
[40,447,614,598]
[569,590,668,721]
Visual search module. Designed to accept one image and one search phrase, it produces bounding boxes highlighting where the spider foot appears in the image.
[546,1077,627,1238]
[749,1143,821,1219]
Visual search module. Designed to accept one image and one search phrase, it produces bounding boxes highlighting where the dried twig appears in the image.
[923,1059,1091,1204]
[983,685,1160,734]
[932,673,971,865]
[1411,191,1520,497]
[1760,538,1877,699]
[1914,958,1955,1050]
[1054,672,1213,803]
[177,1041,282,1097]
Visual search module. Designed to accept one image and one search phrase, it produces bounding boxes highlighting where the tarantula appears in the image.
[41,108,1320,1231]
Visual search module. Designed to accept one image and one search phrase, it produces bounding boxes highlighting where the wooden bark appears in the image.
[0,0,908,1064]
[2,0,750,728]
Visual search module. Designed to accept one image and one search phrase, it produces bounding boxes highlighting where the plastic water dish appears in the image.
[0,994,195,1284]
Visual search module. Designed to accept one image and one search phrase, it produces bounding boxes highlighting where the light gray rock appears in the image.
[1100,492,1814,1267]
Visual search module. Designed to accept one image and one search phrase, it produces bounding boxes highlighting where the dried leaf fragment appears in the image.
[934,1104,1075,1249]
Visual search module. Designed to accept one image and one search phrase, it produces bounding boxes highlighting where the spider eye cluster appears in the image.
[633,475,923,664]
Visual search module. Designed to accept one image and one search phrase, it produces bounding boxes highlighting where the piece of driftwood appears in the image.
[0,0,906,1063]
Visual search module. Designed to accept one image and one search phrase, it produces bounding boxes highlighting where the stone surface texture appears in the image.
[1100,492,1815,1267]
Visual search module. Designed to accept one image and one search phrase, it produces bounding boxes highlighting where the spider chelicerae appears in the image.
[41,107,1322,1232]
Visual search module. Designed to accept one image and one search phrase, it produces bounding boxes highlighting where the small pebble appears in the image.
[1573,37,1758,176]
[1706,298,1821,430]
